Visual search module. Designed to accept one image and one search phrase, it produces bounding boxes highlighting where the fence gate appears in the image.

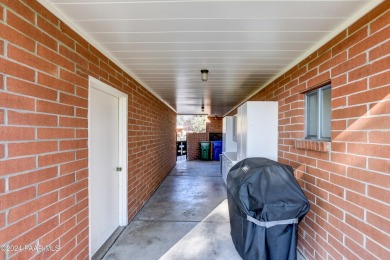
[176,141,187,159]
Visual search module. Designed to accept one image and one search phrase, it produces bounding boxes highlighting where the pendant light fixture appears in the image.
[201,69,209,81]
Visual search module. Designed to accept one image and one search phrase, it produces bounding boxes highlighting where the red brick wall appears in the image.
[229,2,389,259]
[187,132,207,160]
[206,116,222,134]
[0,1,176,259]
[186,117,222,160]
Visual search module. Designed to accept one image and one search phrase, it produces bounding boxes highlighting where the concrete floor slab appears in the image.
[134,175,227,222]
[101,160,306,260]
[170,160,221,177]
[160,200,241,260]
[103,221,198,260]
[102,160,234,260]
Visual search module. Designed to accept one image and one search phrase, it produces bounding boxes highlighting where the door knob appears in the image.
[116,167,122,172]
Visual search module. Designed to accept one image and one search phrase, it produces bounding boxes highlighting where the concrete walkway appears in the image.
[102,160,241,260]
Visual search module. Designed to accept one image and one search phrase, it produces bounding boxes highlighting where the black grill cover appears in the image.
[227,158,310,260]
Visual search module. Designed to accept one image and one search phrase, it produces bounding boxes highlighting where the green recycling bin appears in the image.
[199,141,211,160]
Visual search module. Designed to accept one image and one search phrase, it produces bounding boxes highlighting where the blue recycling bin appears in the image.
[212,141,222,161]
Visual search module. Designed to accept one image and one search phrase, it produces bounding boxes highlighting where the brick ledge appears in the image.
[294,139,331,152]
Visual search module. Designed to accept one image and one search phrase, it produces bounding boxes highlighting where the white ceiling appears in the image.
[40,0,380,116]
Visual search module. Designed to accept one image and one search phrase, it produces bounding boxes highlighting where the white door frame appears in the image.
[88,76,128,257]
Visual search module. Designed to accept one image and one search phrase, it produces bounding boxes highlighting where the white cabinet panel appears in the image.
[232,115,237,142]
[221,152,237,185]
[222,116,237,153]
[222,101,278,186]
[237,101,278,162]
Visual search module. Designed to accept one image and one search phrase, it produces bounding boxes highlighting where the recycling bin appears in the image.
[212,141,222,161]
[227,157,310,260]
[199,141,211,160]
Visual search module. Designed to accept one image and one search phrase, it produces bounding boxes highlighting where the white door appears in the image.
[89,86,120,255]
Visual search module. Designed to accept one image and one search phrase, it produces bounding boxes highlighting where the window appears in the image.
[305,84,331,140]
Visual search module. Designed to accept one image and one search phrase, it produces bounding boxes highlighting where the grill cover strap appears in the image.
[247,215,298,228]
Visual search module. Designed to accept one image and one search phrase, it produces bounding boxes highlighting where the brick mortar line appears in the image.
[4,205,78,245]
[308,217,364,259]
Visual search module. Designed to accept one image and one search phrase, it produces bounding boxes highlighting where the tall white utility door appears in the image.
[89,77,128,256]
[90,86,119,255]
